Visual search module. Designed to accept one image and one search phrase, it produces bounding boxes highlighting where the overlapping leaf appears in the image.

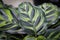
[38,3,60,40]
[0,2,19,31]
[18,2,47,35]
[44,26,60,40]
[38,3,58,25]
[0,1,60,40]
[23,35,37,40]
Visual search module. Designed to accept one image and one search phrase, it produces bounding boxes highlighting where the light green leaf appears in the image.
[38,3,58,25]
[37,36,46,40]
[23,35,37,40]
[18,2,46,35]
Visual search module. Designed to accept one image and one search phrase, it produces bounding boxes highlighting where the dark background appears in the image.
[33,0,60,7]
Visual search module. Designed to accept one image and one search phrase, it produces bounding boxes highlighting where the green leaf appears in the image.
[44,26,60,39]
[0,1,3,8]
[38,3,58,25]
[18,2,46,35]
[0,8,19,31]
[2,9,13,21]
[0,31,20,40]
[58,8,60,18]
[37,36,46,40]
[0,3,3,8]
[23,35,37,40]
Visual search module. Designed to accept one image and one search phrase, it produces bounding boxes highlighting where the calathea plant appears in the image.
[0,0,60,40]
[37,3,60,40]
[16,2,60,40]
[38,3,58,25]
[18,2,47,36]
[18,2,60,40]
[0,0,21,40]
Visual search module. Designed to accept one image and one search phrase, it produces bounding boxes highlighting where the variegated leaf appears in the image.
[44,26,60,40]
[38,3,58,25]
[0,8,18,30]
[18,2,46,35]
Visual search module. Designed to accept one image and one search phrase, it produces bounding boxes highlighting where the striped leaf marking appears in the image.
[18,2,45,34]
[38,3,58,25]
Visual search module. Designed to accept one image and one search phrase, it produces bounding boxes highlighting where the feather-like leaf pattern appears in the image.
[44,26,60,40]
[18,2,46,34]
[38,3,58,25]
[0,1,60,40]
[0,3,19,31]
